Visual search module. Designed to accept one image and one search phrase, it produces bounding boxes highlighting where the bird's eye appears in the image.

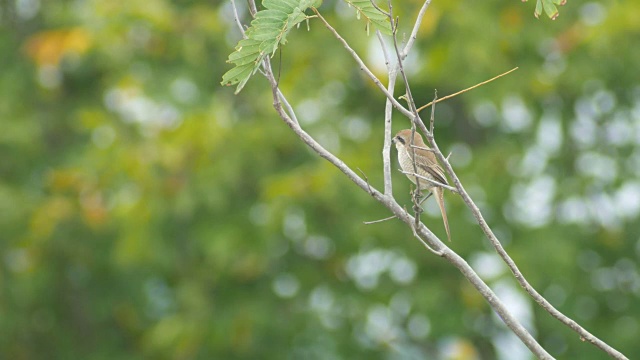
[395,136,405,144]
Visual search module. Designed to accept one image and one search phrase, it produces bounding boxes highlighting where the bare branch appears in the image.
[377,31,395,196]
[357,167,374,196]
[429,90,436,134]
[410,144,433,152]
[420,77,628,360]
[409,221,442,255]
[369,0,390,18]
[390,1,551,352]
[386,0,421,123]
[277,88,299,126]
[382,2,552,356]
[364,215,397,224]
[255,45,555,357]
[312,9,413,119]
[230,0,246,38]
[399,170,458,193]
[432,144,630,360]
[415,94,552,358]
[247,0,257,17]
[401,0,432,59]
[416,67,519,113]
[412,186,422,234]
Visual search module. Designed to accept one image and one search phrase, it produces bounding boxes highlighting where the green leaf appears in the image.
[532,0,564,19]
[344,0,392,35]
[534,0,543,18]
[221,0,317,93]
[542,0,559,19]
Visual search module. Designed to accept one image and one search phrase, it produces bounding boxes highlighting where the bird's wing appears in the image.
[413,151,448,186]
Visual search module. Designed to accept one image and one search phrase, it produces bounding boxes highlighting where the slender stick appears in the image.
[364,215,397,224]
[399,170,458,193]
[377,30,395,196]
[401,0,432,59]
[230,0,246,38]
[416,67,519,113]
[312,9,414,119]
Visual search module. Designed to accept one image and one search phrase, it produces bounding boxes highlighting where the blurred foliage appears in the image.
[1,0,639,359]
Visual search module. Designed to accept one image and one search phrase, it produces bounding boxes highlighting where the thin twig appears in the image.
[409,125,422,232]
[412,185,422,231]
[410,144,434,152]
[369,0,390,17]
[247,0,257,17]
[399,171,458,193]
[312,8,413,119]
[401,0,432,59]
[386,0,421,122]
[417,192,433,206]
[410,222,442,255]
[357,167,374,195]
[230,0,246,38]
[377,30,395,196]
[429,91,436,134]
[277,89,299,125]
[416,67,519,113]
[364,215,397,224]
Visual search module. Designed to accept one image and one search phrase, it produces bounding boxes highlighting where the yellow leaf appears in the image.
[23,27,92,66]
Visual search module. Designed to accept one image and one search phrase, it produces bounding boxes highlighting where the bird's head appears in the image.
[393,129,425,150]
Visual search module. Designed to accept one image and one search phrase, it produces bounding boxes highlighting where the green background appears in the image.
[1,0,639,359]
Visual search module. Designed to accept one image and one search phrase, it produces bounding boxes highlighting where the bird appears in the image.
[392,129,451,242]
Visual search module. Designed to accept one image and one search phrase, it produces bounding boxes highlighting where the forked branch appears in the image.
[229,1,628,359]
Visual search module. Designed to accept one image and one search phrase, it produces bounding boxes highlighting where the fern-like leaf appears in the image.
[221,0,320,93]
[344,0,392,35]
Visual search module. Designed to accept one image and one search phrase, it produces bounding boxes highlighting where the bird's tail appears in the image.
[434,187,451,242]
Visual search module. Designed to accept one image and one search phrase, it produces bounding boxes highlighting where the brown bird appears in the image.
[392,129,451,242]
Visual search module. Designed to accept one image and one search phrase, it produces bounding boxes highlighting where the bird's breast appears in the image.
[397,149,434,191]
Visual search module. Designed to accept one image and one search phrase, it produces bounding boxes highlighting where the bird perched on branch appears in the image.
[392,129,451,242]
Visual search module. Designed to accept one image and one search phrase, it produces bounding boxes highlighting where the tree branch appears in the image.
[312,9,414,119]
[228,1,628,359]
[261,54,554,355]
[428,131,629,360]
[398,170,458,193]
[264,6,551,360]
[400,0,431,59]
[416,67,519,113]
[377,30,395,197]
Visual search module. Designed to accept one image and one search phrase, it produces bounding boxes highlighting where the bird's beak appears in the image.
[391,137,396,144]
